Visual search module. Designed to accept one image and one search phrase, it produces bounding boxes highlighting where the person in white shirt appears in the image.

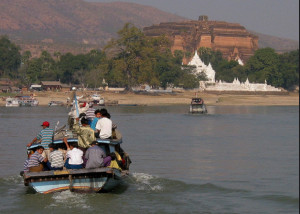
[63,139,83,169]
[95,108,112,139]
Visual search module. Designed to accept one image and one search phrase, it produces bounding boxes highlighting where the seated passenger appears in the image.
[85,141,106,169]
[63,140,83,169]
[28,146,48,172]
[90,109,101,131]
[95,108,112,139]
[23,151,34,173]
[46,143,64,171]
[105,152,122,170]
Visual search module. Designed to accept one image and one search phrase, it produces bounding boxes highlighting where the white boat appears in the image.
[189,97,207,114]
[17,96,39,107]
[5,98,20,107]
[91,94,105,106]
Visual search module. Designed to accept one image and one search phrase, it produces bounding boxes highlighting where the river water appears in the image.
[0,105,298,214]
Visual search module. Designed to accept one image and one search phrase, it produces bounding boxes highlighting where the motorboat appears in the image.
[21,123,131,194]
[189,97,207,114]
[48,101,64,106]
[22,138,130,194]
[17,96,39,107]
[5,97,20,107]
[90,94,105,106]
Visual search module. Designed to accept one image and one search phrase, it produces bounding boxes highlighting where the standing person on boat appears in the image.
[86,103,96,125]
[46,143,64,171]
[73,117,96,150]
[68,102,89,129]
[27,121,54,159]
[85,141,106,169]
[63,140,83,169]
[95,108,112,139]
[27,146,48,172]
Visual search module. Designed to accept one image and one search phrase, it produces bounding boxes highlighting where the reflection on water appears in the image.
[0,105,298,214]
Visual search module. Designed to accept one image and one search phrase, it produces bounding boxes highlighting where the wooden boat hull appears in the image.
[24,168,127,194]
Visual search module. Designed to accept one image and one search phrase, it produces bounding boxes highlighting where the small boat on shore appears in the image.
[90,94,105,106]
[189,97,207,114]
[5,97,20,107]
[17,96,39,107]
[22,138,130,194]
[48,101,64,106]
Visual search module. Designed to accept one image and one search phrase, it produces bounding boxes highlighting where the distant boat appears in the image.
[91,94,105,106]
[16,96,39,107]
[48,101,64,106]
[5,97,20,107]
[189,97,207,114]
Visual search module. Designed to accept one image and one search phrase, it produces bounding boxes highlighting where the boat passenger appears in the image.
[86,103,96,125]
[46,143,64,171]
[23,150,34,173]
[63,140,83,169]
[95,108,112,139]
[73,117,96,150]
[27,121,54,159]
[68,102,89,129]
[90,109,101,131]
[27,146,48,172]
[84,141,106,169]
[106,152,122,170]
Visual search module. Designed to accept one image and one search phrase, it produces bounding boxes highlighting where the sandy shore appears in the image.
[1,90,299,106]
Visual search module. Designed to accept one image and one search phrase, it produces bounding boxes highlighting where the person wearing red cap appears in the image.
[27,121,54,159]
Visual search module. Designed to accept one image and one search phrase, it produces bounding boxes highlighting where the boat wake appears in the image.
[126,173,299,208]
[49,191,91,209]
[127,172,251,194]
[129,172,163,191]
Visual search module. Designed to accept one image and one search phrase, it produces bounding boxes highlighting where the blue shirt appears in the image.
[90,117,99,131]
[37,127,54,149]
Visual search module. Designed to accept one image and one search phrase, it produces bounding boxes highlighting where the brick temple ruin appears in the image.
[143,15,259,63]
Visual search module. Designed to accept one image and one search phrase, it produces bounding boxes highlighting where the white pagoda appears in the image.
[188,51,216,83]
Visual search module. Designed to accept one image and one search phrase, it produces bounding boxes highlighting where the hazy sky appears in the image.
[88,0,299,41]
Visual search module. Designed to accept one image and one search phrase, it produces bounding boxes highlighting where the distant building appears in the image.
[0,85,11,93]
[40,81,62,91]
[30,84,42,91]
[61,83,72,92]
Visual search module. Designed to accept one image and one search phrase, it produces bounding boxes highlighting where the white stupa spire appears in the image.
[187,51,216,83]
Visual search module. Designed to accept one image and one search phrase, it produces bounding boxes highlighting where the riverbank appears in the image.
[0,90,299,106]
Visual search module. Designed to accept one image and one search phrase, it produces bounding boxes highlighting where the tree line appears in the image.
[0,24,299,90]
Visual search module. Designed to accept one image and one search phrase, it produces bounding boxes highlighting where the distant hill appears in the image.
[0,0,298,57]
[0,0,186,56]
[249,31,299,53]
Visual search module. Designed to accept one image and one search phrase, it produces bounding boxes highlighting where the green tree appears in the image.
[215,60,239,82]
[105,23,147,90]
[278,50,299,89]
[0,36,21,78]
[246,48,283,87]
[19,51,32,86]
[58,53,89,84]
